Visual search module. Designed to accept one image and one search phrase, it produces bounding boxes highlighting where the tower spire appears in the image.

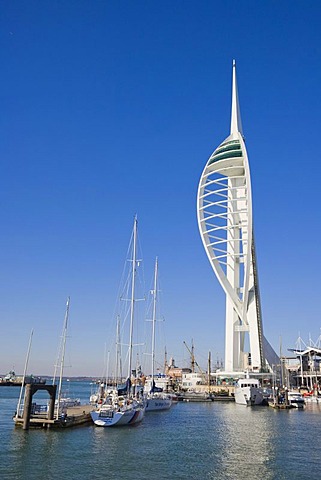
[230,60,243,137]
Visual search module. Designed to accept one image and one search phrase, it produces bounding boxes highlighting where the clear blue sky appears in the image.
[1,1,321,376]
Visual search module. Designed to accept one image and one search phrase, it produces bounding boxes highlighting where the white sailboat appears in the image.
[91,216,145,427]
[53,297,80,418]
[145,258,172,412]
[14,329,34,421]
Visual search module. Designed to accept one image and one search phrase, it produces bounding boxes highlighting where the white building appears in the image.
[197,61,278,374]
[181,372,204,390]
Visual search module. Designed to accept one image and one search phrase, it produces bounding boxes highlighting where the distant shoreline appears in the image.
[0,382,22,387]
[0,376,99,383]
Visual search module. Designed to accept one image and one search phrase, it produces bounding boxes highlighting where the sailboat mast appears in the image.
[208,351,211,393]
[164,346,168,375]
[115,315,122,383]
[16,329,34,418]
[56,296,70,419]
[105,350,110,390]
[151,257,158,382]
[128,216,138,380]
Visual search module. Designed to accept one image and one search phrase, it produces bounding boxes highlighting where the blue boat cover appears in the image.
[150,380,163,393]
[117,378,132,395]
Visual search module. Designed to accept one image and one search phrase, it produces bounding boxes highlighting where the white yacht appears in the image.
[287,391,305,408]
[90,217,145,427]
[91,387,145,427]
[234,378,265,406]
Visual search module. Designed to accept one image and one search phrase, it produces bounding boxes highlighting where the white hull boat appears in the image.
[304,396,320,404]
[144,258,172,413]
[91,218,146,428]
[145,393,172,412]
[287,391,305,408]
[56,397,81,409]
[91,397,145,427]
[234,378,265,406]
[302,391,321,404]
[90,382,107,405]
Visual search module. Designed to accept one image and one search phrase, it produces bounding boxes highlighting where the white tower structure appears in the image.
[197,61,277,374]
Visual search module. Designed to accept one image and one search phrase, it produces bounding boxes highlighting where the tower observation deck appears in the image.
[197,61,278,374]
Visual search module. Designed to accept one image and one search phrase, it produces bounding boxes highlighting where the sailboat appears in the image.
[145,258,172,412]
[90,216,145,427]
[53,297,80,418]
[14,330,34,422]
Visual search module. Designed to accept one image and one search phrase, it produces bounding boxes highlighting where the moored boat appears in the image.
[57,397,81,409]
[287,391,305,408]
[234,378,266,406]
[90,217,146,427]
[145,394,172,411]
[144,258,172,413]
[302,390,321,403]
[52,298,83,419]
[145,382,172,411]
[91,387,145,427]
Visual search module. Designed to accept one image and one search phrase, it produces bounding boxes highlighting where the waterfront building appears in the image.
[197,61,278,374]
[287,336,321,390]
[165,357,189,380]
[181,372,204,390]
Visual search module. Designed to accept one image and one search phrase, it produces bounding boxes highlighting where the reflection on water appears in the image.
[1,384,321,479]
[209,404,277,479]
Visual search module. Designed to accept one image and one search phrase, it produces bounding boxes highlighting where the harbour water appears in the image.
[1,381,321,479]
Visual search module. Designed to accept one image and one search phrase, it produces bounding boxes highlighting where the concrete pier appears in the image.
[21,384,56,430]
[13,383,93,429]
[14,403,93,429]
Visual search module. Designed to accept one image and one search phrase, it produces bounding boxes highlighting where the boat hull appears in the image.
[234,386,265,406]
[145,396,172,412]
[288,392,305,408]
[91,405,145,427]
[91,409,133,427]
[128,407,145,424]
